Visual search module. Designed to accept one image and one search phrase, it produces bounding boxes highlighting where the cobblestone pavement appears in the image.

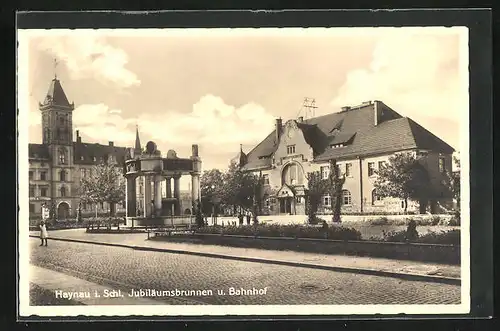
[29,238,461,305]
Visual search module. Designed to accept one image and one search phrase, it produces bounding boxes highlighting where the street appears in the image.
[29,238,460,305]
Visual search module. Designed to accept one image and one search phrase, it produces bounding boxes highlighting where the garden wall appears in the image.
[157,233,460,265]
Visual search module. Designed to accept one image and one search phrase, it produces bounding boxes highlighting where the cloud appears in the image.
[71,95,276,169]
[331,30,462,121]
[72,104,135,144]
[330,30,464,149]
[139,94,276,148]
[37,32,140,88]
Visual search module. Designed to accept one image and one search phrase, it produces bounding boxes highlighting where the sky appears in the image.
[21,28,467,189]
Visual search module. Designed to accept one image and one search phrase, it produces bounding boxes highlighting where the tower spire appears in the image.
[135,124,142,151]
[54,58,58,79]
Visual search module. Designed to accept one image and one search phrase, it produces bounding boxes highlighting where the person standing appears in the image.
[39,220,49,246]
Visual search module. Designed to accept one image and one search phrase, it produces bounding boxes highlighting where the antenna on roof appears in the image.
[298,97,318,120]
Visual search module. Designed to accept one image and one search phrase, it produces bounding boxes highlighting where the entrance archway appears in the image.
[57,202,70,220]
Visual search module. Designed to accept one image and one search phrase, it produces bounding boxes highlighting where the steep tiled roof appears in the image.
[28,144,50,159]
[243,102,455,170]
[74,142,128,165]
[41,79,73,108]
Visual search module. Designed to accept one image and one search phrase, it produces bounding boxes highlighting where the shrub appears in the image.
[368,217,390,226]
[430,215,441,226]
[417,229,460,245]
[449,210,461,226]
[383,230,409,242]
[195,224,362,241]
[406,219,419,241]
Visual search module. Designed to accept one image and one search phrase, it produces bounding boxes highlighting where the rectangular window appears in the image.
[81,168,86,179]
[29,171,34,180]
[29,186,35,197]
[345,163,352,177]
[323,195,331,206]
[438,157,446,173]
[262,174,270,185]
[40,187,47,197]
[29,204,35,213]
[336,165,342,176]
[265,199,270,207]
[368,162,375,176]
[378,161,386,170]
[286,145,296,155]
[320,166,329,179]
[40,171,46,181]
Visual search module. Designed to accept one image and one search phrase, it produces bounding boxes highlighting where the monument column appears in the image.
[125,176,137,218]
[190,144,202,208]
[173,175,181,216]
[154,175,162,216]
[166,177,172,198]
[143,176,152,217]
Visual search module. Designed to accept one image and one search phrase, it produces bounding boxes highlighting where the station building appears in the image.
[236,100,455,215]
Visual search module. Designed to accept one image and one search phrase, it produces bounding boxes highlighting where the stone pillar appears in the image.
[144,176,152,217]
[166,177,172,198]
[154,175,162,217]
[173,175,181,216]
[125,176,136,218]
[191,174,200,207]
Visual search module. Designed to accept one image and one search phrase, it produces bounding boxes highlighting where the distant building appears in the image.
[28,77,146,220]
[235,100,455,215]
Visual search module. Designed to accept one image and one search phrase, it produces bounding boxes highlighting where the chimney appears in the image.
[109,141,114,147]
[275,118,282,142]
[373,100,381,126]
[76,130,81,144]
[192,144,199,157]
[298,116,304,123]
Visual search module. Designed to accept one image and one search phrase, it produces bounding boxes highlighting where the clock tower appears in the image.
[39,75,75,217]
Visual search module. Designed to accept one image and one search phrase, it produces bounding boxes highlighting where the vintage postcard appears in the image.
[18,26,470,318]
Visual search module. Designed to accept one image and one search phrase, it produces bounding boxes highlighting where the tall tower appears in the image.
[39,71,75,216]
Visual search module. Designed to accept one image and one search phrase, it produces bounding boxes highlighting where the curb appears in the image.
[29,235,461,286]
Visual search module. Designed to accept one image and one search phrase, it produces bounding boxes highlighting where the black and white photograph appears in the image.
[18,25,470,317]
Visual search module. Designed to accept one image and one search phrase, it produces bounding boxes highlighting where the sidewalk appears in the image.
[30,264,163,305]
[29,229,461,285]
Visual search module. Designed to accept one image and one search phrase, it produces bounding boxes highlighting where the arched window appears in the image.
[60,186,66,197]
[59,148,66,164]
[371,189,381,205]
[281,162,304,186]
[341,190,352,205]
[59,170,66,182]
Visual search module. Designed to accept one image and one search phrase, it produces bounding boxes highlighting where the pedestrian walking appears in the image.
[246,213,251,225]
[39,220,49,246]
[238,213,244,226]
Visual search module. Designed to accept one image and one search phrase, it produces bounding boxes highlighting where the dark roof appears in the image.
[74,142,128,165]
[243,101,455,170]
[28,144,50,160]
[41,78,73,108]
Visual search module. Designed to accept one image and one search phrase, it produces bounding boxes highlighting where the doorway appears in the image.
[279,198,293,214]
[57,202,70,220]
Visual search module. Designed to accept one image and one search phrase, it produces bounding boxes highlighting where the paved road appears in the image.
[29,238,461,305]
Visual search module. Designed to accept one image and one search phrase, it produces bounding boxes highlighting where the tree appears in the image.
[200,169,225,215]
[222,162,261,215]
[306,171,329,224]
[79,160,125,218]
[374,152,431,214]
[444,156,461,205]
[327,159,346,223]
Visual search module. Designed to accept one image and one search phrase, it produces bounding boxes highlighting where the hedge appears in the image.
[383,229,460,246]
[196,224,362,241]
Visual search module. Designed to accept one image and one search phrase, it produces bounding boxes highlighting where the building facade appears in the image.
[237,100,455,215]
